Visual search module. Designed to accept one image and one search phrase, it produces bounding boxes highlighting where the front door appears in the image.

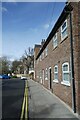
[49,68,52,89]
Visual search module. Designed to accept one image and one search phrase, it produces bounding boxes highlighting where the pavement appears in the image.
[28,79,79,119]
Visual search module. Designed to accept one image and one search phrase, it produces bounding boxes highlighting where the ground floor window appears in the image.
[53,65,58,83]
[61,62,70,86]
[40,70,42,83]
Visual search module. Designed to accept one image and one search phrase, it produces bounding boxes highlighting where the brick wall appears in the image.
[70,2,80,114]
[34,2,80,115]
[34,45,41,81]
[78,2,80,115]
[35,16,72,108]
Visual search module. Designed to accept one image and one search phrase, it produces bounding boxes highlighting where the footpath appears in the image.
[27,79,79,119]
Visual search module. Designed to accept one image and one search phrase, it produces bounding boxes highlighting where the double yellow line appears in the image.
[20,80,28,120]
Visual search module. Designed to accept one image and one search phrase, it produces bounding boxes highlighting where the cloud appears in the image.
[2,0,17,4]
[0,7,8,12]
[43,24,50,29]
[2,0,16,2]
[25,28,38,34]
[1,0,67,1]
[2,7,8,12]
[31,28,38,32]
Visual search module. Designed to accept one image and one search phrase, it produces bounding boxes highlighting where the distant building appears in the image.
[34,2,80,115]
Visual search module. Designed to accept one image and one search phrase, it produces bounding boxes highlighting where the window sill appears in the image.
[60,35,68,44]
[61,81,70,86]
[53,79,59,83]
[45,55,48,58]
[45,78,48,80]
[53,46,58,51]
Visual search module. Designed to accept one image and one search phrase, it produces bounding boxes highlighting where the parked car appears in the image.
[0,75,3,79]
[21,76,27,80]
[0,74,11,79]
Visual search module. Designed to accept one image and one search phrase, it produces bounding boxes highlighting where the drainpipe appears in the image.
[69,11,76,113]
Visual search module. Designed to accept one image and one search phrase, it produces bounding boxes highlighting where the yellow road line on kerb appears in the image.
[25,81,28,119]
[20,80,28,120]
[20,88,26,120]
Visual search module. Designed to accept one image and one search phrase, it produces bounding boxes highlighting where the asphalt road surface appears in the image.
[2,78,25,120]
[0,80,2,120]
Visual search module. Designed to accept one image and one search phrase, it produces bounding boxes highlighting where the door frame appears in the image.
[48,67,52,89]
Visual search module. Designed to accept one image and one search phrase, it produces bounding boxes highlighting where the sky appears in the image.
[1,1,66,61]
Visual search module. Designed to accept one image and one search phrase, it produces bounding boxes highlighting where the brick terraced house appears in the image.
[34,2,80,115]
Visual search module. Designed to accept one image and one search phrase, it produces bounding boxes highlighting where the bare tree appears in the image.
[21,47,34,74]
[0,56,11,74]
[11,60,23,74]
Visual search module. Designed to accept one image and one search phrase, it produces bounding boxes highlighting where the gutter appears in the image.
[69,11,76,113]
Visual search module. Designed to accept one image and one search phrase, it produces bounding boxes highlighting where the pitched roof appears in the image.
[36,3,73,60]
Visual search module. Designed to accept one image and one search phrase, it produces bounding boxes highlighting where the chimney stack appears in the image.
[41,39,45,47]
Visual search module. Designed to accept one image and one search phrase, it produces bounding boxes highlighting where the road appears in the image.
[2,78,25,119]
[0,80,2,120]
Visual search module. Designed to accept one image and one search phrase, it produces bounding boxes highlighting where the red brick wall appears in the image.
[35,16,72,108]
[78,2,80,115]
[70,2,80,114]
[34,2,80,114]
[34,46,41,81]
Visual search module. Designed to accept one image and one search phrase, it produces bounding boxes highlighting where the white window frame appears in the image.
[61,19,68,41]
[42,51,44,59]
[53,65,58,83]
[40,55,42,61]
[45,68,48,80]
[40,70,42,83]
[53,33,58,48]
[37,59,39,64]
[45,47,48,57]
[61,62,70,86]
[37,71,39,78]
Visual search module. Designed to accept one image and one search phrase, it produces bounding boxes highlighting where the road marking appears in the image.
[25,86,28,119]
[20,80,28,120]
[20,88,26,120]
[25,81,28,119]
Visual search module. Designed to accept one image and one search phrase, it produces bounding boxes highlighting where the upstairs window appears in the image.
[45,47,48,56]
[42,51,44,59]
[53,33,58,48]
[61,19,67,40]
[40,55,42,61]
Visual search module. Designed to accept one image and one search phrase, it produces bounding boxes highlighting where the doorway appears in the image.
[49,68,52,89]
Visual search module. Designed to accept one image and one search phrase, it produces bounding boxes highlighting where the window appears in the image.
[42,51,44,59]
[61,62,70,86]
[40,70,42,83]
[61,19,67,40]
[38,57,39,61]
[40,55,42,61]
[45,47,48,56]
[53,65,58,83]
[37,71,39,78]
[53,33,58,48]
[37,59,39,64]
[45,68,48,80]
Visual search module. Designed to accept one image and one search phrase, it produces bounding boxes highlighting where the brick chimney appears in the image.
[41,39,45,47]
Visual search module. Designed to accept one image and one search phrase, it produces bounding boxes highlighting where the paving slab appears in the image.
[28,79,79,119]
